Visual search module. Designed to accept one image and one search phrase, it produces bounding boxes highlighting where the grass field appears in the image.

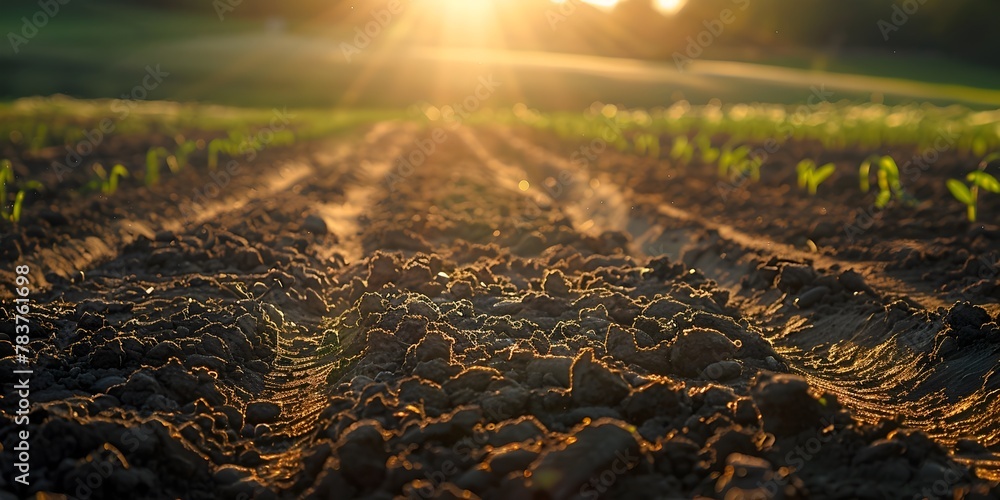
[4,3,1000,109]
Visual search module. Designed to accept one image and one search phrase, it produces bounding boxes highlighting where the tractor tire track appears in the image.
[253,122,421,485]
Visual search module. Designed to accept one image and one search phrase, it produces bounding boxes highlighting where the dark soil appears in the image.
[1,122,998,499]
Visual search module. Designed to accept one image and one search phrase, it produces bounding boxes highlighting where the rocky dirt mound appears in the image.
[286,246,994,499]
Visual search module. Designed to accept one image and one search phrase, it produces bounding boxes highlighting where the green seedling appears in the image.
[8,181,43,223]
[858,154,881,193]
[874,156,903,208]
[166,155,180,174]
[861,155,904,207]
[633,133,660,159]
[1,161,43,223]
[87,163,130,195]
[670,136,694,165]
[796,160,811,189]
[106,164,129,195]
[718,146,734,178]
[947,153,1000,222]
[208,138,234,170]
[1,160,13,214]
[145,147,169,187]
[695,134,719,164]
[9,190,25,223]
[719,145,751,179]
[796,159,836,195]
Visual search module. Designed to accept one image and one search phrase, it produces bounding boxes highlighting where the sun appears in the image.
[551,0,688,14]
[655,0,686,14]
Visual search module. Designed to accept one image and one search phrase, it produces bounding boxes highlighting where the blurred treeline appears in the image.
[115,0,1000,66]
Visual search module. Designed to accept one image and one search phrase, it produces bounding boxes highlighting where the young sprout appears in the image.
[796,159,836,195]
[875,156,902,208]
[207,138,229,170]
[796,159,813,190]
[695,134,719,164]
[0,160,12,215]
[10,191,25,223]
[9,181,43,223]
[109,164,128,195]
[90,163,129,195]
[718,146,733,178]
[633,134,647,156]
[633,133,660,159]
[145,147,168,187]
[719,145,751,179]
[947,153,1000,222]
[166,155,180,174]
[858,154,881,193]
[670,136,694,165]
